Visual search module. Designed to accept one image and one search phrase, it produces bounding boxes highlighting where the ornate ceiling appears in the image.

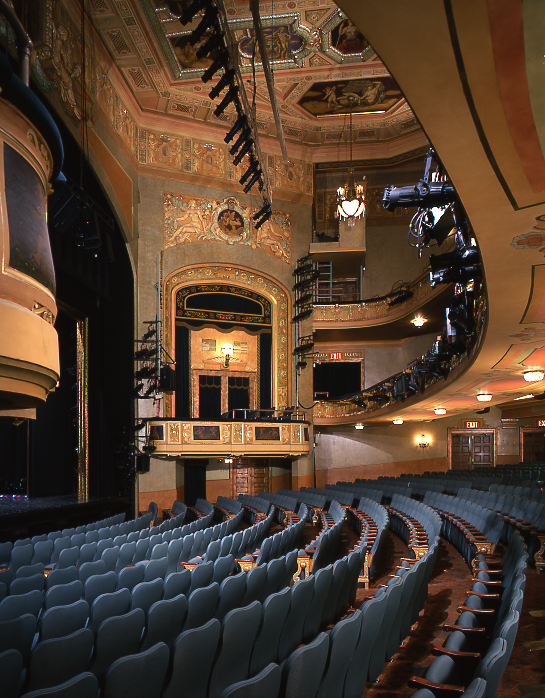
[82,0,423,154]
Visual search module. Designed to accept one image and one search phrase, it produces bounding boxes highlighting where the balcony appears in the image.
[313,273,447,326]
[146,410,311,458]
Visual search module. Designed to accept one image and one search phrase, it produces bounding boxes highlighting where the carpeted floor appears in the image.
[351,530,545,697]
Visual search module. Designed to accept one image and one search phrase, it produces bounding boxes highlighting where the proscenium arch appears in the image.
[164,264,291,416]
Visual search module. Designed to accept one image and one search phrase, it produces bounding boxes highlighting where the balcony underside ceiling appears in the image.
[334,0,545,422]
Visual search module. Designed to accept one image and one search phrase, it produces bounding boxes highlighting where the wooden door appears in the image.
[449,429,496,469]
[231,458,270,498]
[520,428,545,462]
[451,433,472,470]
[472,433,493,465]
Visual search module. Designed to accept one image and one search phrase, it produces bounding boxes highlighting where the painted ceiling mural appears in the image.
[23,0,422,154]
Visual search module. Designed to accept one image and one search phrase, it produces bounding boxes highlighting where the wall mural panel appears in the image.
[163,193,292,264]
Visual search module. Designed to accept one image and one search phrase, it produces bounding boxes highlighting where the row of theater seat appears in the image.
[408,530,528,698]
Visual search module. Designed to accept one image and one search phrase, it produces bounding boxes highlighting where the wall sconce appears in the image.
[416,434,430,449]
[221,342,234,368]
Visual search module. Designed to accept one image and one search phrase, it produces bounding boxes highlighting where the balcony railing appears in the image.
[313,273,435,323]
[146,417,311,458]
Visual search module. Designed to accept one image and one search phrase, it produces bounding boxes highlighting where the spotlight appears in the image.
[143,327,156,340]
[243,172,262,194]
[254,208,272,230]
[382,180,456,212]
[190,4,219,44]
[253,203,271,221]
[225,114,249,144]
[201,50,230,83]
[134,347,156,360]
[233,139,254,166]
[229,126,252,156]
[214,85,239,118]
[142,442,157,454]
[176,0,208,25]
[196,31,223,60]
[239,158,260,185]
[135,365,157,379]
[134,420,147,431]
[209,68,236,100]
[132,382,144,396]
[447,290,474,336]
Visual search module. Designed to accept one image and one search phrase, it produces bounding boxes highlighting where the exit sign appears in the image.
[329,352,343,360]
[465,421,480,429]
[537,420,545,427]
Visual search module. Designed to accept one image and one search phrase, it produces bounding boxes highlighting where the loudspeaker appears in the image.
[159,365,176,392]
[136,454,150,473]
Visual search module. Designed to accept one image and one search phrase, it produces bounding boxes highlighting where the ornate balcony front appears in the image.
[146,417,311,458]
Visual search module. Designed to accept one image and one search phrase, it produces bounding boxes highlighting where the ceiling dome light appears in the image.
[477,393,492,402]
[524,370,545,382]
[434,407,446,415]
[393,418,403,425]
[411,316,427,328]
[354,423,364,430]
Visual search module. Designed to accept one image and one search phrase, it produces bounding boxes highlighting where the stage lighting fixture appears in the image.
[254,210,272,230]
[177,0,208,25]
[447,290,474,336]
[292,307,313,322]
[132,382,144,396]
[243,172,262,194]
[382,180,456,212]
[134,347,156,360]
[213,85,239,118]
[134,420,147,431]
[201,50,230,83]
[209,68,236,100]
[142,442,157,454]
[253,203,271,221]
[293,271,320,290]
[229,126,252,156]
[233,139,254,166]
[225,114,249,144]
[143,327,156,340]
[190,4,219,44]
[135,365,157,379]
[196,31,223,60]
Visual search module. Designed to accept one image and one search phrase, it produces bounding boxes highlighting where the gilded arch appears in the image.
[164,264,291,416]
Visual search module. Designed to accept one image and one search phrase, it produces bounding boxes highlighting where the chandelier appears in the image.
[336,97,366,227]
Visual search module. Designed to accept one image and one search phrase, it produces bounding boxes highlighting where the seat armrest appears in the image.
[408,676,466,698]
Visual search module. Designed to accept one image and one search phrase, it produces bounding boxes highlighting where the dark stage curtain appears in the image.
[199,375,221,419]
[228,377,250,412]
[175,324,190,418]
[259,332,272,408]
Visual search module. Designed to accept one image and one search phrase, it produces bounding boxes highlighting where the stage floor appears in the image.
[0,495,132,542]
[0,495,85,517]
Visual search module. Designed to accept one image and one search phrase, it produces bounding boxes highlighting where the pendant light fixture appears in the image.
[336,96,366,227]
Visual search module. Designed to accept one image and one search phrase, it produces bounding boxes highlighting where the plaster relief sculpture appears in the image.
[163,193,291,263]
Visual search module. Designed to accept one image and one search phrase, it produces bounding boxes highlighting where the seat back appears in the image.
[162,618,221,698]
[208,601,263,698]
[103,642,170,698]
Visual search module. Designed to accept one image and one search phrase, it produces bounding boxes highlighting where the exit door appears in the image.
[449,429,496,469]
[520,428,545,462]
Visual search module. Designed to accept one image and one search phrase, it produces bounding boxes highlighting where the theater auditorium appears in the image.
[0,0,544,696]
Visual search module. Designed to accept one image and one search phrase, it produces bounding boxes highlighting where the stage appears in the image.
[0,494,131,543]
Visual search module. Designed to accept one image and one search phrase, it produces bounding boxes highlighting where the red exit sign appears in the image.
[465,421,480,429]
[329,352,343,360]
[537,420,545,427]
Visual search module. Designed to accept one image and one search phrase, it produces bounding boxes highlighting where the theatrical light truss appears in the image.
[175,0,276,223]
